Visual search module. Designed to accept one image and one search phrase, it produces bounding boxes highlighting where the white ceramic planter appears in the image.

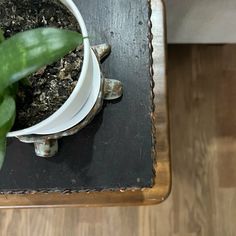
[8,0,101,137]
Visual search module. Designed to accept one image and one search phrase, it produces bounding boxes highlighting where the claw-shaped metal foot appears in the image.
[34,140,58,158]
[92,44,111,61]
[103,79,123,100]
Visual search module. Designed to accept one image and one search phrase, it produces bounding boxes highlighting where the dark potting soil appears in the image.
[0,0,83,129]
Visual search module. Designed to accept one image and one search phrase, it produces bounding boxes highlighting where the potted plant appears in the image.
[0,0,103,167]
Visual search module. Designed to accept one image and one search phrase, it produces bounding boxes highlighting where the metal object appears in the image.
[17,44,123,158]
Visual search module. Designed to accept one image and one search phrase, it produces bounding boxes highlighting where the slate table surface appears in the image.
[0,0,154,193]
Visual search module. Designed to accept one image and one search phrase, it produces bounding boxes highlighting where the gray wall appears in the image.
[165,0,236,43]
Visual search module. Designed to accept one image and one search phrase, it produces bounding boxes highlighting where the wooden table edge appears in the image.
[0,159,171,208]
[0,0,171,208]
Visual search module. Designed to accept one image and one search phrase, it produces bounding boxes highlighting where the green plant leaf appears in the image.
[0,95,16,137]
[0,29,4,43]
[0,27,83,95]
[0,95,16,168]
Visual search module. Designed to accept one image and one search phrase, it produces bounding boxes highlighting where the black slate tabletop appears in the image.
[0,0,154,193]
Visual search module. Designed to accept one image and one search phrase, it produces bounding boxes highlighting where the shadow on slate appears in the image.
[0,0,154,193]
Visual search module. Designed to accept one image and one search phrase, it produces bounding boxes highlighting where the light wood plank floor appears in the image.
[1,45,236,236]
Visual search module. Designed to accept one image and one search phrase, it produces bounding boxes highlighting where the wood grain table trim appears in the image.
[0,0,171,208]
